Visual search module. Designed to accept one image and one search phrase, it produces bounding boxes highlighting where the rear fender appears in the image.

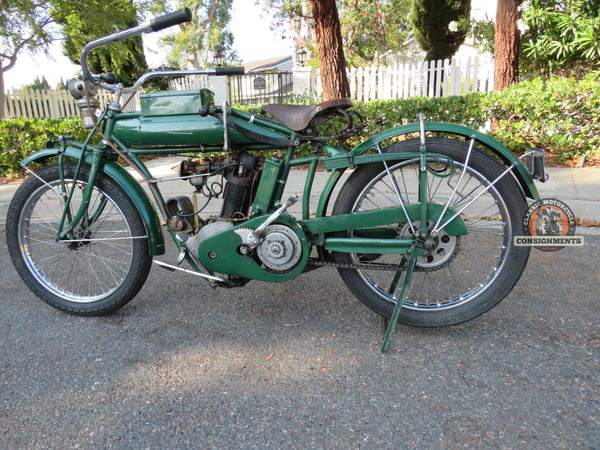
[350,121,540,200]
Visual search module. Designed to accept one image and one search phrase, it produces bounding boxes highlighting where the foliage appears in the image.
[260,0,412,67]
[520,0,600,77]
[487,75,600,163]
[310,92,488,149]
[148,0,238,69]
[337,0,411,67]
[0,0,57,118]
[470,18,496,55]
[0,116,87,176]
[52,0,148,87]
[23,76,51,91]
[2,76,600,176]
[409,0,471,61]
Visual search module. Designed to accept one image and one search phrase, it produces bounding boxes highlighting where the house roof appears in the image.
[244,56,292,73]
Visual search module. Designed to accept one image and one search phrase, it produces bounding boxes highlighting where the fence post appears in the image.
[293,66,316,101]
[23,89,33,119]
[379,64,388,100]
[464,57,472,94]
[368,65,377,101]
[4,89,13,119]
[348,66,356,100]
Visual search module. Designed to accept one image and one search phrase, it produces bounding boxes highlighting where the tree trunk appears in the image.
[494,0,521,91]
[309,0,350,100]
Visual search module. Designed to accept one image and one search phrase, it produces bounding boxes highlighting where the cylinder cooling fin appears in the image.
[220,153,260,219]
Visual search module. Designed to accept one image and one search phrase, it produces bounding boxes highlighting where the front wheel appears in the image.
[6,163,152,315]
[332,138,531,327]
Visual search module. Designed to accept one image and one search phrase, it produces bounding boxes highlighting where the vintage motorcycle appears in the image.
[5,9,546,350]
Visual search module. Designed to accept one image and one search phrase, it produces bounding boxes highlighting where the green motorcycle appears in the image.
[5,9,546,350]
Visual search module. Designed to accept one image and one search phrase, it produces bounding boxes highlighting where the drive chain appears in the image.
[308,259,406,272]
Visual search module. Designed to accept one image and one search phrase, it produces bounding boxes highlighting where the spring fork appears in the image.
[57,150,104,240]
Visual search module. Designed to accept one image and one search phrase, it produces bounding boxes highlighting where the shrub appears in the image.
[487,76,600,164]
[1,76,598,177]
[0,117,87,177]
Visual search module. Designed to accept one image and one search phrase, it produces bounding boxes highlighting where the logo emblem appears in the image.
[515,199,583,251]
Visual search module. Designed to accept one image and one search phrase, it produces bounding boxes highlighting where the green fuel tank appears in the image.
[110,89,257,148]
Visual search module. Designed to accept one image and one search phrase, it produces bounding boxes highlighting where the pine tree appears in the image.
[410,0,471,61]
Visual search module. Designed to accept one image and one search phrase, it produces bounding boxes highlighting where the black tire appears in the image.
[332,138,530,327]
[6,163,152,315]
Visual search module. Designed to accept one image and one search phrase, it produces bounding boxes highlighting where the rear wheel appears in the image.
[332,138,530,327]
[6,163,152,315]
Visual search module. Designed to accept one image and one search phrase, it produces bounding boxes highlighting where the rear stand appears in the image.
[380,257,417,353]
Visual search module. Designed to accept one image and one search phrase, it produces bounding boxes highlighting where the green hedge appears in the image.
[313,92,489,147]
[1,76,598,177]
[325,77,600,164]
[488,76,600,163]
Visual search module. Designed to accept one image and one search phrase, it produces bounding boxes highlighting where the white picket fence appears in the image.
[2,57,493,120]
[2,87,141,120]
[167,75,210,91]
[344,56,494,101]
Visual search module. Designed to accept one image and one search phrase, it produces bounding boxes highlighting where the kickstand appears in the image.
[380,257,417,353]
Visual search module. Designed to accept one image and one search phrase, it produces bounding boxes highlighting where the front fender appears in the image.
[350,121,540,200]
[21,146,165,256]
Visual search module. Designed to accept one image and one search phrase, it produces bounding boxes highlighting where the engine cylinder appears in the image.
[221,180,252,219]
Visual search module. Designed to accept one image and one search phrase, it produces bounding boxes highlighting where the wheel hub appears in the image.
[400,220,460,271]
[68,226,93,249]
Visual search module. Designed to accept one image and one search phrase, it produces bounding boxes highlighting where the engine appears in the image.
[177,151,260,221]
[220,152,260,219]
[168,153,304,277]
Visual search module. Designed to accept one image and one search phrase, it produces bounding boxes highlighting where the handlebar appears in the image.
[132,67,245,90]
[79,8,193,85]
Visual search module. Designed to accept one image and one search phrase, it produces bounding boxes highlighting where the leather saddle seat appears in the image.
[261,98,353,132]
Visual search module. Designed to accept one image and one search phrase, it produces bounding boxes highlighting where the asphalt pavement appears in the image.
[1,225,599,448]
[1,160,599,447]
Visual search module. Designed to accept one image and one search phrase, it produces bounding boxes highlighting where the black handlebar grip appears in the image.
[149,8,192,32]
[213,67,245,76]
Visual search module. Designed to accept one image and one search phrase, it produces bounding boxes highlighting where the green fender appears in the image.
[315,121,540,225]
[21,146,165,256]
[350,121,540,200]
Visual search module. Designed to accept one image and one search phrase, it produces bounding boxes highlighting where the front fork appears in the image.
[56,148,105,240]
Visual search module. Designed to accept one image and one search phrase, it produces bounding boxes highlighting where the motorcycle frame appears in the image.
[22,101,540,272]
